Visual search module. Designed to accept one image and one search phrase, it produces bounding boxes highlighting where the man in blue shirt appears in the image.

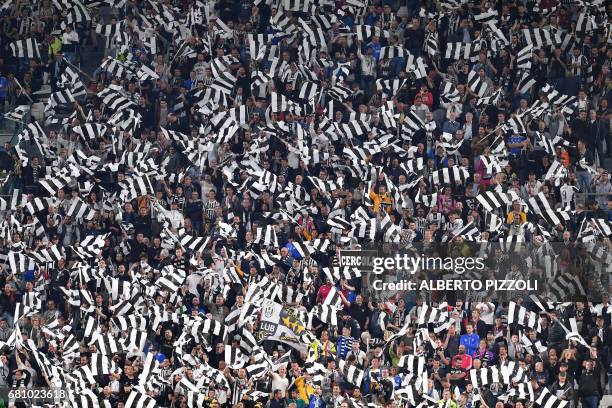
[365,36,381,61]
[336,326,354,359]
[308,385,325,408]
[507,132,527,156]
[443,110,461,136]
[459,323,480,356]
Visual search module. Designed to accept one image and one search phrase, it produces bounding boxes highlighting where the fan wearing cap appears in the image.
[556,361,575,385]
[590,314,611,349]
[550,371,576,406]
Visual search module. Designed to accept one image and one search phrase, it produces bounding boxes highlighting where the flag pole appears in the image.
[62,55,94,82]
[13,78,34,104]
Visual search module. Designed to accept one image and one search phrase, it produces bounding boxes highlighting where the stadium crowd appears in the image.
[0,0,611,407]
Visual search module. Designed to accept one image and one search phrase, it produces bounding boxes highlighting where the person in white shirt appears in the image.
[62,25,79,64]
[560,179,578,209]
[167,201,184,230]
[413,95,430,122]
[521,173,542,199]
[62,25,79,44]
[358,46,376,100]
[186,272,203,297]
[269,366,289,397]
[346,340,366,368]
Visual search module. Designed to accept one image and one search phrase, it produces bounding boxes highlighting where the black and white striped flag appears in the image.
[124,391,157,408]
[402,111,425,135]
[445,42,479,61]
[309,304,338,327]
[66,198,96,221]
[516,71,536,94]
[474,9,498,25]
[516,45,533,69]
[9,38,41,59]
[327,83,353,102]
[398,355,425,376]
[95,23,121,37]
[476,88,503,108]
[470,366,505,388]
[467,70,488,98]
[521,29,556,47]
[548,273,585,302]
[508,301,537,329]
[355,25,388,41]
[376,79,406,96]
[136,64,159,81]
[323,266,361,282]
[251,70,273,90]
[415,191,438,208]
[520,335,547,356]
[504,115,527,135]
[254,225,279,248]
[432,166,469,186]
[576,12,597,34]
[8,251,36,274]
[337,359,364,387]
[225,345,249,369]
[405,54,428,79]
[535,387,568,408]
[423,31,438,56]
[4,106,28,122]
[441,82,461,103]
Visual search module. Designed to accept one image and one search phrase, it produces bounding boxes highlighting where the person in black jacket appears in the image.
[404,17,424,56]
[133,206,152,238]
[0,142,14,173]
[47,51,67,92]
[548,47,567,93]
[184,190,204,233]
[587,109,609,161]
[590,315,612,351]
[547,311,567,355]
[578,359,601,408]
[572,110,595,153]
[21,156,46,194]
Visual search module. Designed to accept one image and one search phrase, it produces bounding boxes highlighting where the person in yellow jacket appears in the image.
[293,372,315,404]
[437,389,459,408]
[310,329,336,361]
[369,185,393,214]
[506,201,527,225]
[48,31,63,61]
